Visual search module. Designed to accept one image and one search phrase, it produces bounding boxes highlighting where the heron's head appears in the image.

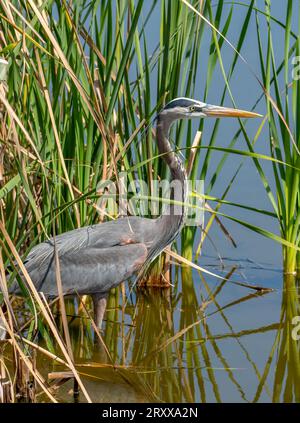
[160,97,261,121]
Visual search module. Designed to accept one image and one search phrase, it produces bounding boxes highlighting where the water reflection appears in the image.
[30,263,298,403]
[253,275,300,403]
[3,264,298,403]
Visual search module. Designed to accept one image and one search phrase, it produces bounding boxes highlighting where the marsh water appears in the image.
[2,237,298,402]
[24,251,298,403]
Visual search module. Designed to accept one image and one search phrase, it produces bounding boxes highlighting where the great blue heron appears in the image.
[9,98,260,328]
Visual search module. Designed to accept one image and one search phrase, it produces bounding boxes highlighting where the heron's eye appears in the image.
[189,106,196,112]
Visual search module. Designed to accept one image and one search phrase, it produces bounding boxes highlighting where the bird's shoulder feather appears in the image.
[24,216,156,271]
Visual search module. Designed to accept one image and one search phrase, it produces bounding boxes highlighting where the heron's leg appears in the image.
[92,293,108,329]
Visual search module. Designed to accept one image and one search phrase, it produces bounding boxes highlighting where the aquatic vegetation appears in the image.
[0,0,299,403]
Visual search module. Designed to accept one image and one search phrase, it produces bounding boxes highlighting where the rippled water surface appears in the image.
[26,256,298,403]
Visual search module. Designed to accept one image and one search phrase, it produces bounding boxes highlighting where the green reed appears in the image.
[253,0,300,274]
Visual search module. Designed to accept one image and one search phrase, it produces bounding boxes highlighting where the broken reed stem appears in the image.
[0,359,13,403]
[0,58,8,182]
[15,351,36,403]
[0,57,12,404]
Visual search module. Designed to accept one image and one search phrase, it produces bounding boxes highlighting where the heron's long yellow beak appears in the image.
[202,104,262,118]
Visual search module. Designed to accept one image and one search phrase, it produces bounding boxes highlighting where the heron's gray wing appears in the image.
[21,217,155,295]
[25,217,155,272]
[30,243,148,296]
[24,217,155,266]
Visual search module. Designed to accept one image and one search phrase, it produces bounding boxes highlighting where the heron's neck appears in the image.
[155,114,188,246]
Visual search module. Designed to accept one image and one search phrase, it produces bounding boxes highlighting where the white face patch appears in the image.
[162,98,208,119]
